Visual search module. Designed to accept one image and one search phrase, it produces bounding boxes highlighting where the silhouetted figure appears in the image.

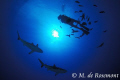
[75,11,78,13]
[79,10,83,12]
[60,26,62,28]
[88,22,91,25]
[75,1,80,3]
[79,33,85,37]
[79,5,83,7]
[80,13,85,21]
[80,24,89,31]
[82,22,87,26]
[86,15,88,19]
[97,42,104,48]
[89,28,93,30]
[93,4,97,7]
[17,31,43,54]
[58,15,90,35]
[79,21,89,31]
[103,30,107,32]
[75,37,80,39]
[94,21,98,23]
[38,58,67,76]
[87,17,90,22]
[99,11,105,13]
[72,29,79,33]
[66,34,70,37]
[71,34,74,35]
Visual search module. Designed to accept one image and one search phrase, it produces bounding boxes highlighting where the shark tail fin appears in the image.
[38,58,44,68]
[17,31,21,40]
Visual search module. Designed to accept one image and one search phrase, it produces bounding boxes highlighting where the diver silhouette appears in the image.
[58,15,89,35]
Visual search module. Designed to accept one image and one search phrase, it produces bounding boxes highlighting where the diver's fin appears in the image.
[29,50,34,54]
[17,31,21,40]
[38,58,44,68]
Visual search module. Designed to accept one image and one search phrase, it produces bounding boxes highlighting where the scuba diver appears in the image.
[58,15,90,35]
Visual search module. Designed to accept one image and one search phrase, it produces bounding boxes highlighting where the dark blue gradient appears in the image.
[0,0,120,80]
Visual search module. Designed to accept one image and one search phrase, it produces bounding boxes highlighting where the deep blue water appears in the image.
[0,0,120,80]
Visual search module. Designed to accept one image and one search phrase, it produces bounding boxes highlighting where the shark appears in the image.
[38,58,67,76]
[17,31,43,54]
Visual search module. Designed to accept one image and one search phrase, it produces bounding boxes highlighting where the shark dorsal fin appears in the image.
[31,43,34,45]
[36,44,38,47]
[53,64,56,67]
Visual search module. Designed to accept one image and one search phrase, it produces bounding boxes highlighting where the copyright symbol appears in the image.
[72,73,77,78]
